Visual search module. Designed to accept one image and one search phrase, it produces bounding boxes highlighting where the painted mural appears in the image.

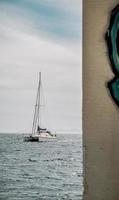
[106,4,119,106]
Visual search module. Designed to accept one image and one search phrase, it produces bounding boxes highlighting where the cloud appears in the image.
[0,0,81,42]
[0,0,82,133]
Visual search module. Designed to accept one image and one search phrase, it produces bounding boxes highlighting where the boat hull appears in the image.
[24,133,56,142]
[24,135,39,142]
[38,135,56,141]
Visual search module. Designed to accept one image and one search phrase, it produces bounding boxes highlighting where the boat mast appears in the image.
[32,72,41,134]
[37,72,41,128]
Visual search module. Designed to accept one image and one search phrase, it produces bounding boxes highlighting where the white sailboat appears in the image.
[24,72,56,142]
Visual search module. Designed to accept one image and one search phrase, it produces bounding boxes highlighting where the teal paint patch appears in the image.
[110,78,119,103]
[106,4,119,106]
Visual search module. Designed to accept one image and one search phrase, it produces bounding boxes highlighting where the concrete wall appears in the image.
[83,0,119,199]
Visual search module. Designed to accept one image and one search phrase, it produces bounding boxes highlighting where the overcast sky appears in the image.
[0,0,82,134]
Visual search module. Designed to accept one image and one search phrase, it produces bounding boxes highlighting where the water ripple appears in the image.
[0,134,83,200]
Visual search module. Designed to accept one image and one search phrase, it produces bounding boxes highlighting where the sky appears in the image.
[0,0,82,134]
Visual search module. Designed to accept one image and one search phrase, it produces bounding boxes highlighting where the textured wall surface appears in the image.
[83,0,119,199]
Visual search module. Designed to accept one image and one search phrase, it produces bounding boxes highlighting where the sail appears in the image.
[37,125,47,132]
[37,125,40,132]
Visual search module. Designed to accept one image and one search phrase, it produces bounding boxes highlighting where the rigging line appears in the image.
[32,88,39,134]
[32,73,41,134]
[40,81,47,128]
[40,82,46,107]
[35,72,41,132]
[34,74,41,133]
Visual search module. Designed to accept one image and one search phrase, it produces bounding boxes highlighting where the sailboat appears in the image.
[24,72,56,142]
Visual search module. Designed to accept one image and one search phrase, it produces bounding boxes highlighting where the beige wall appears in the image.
[83,0,119,199]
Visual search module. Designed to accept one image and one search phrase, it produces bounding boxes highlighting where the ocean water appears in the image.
[0,134,83,200]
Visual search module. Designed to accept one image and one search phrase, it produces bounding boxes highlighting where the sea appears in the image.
[0,134,83,200]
